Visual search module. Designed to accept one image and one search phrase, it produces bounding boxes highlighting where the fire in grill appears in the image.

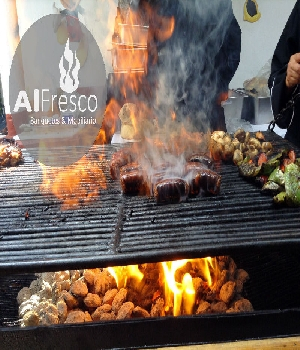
[15,256,252,327]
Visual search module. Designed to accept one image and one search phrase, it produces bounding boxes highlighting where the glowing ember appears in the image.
[110,257,218,317]
[161,258,215,316]
[17,256,253,327]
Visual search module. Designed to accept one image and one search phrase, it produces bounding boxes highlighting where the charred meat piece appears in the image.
[185,161,208,173]
[186,168,221,196]
[110,148,135,180]
[154,178,189,204]
[188,154,214,169]
[120,163,148,195]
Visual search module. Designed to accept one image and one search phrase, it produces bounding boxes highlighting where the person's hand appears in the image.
[286,53,300,89]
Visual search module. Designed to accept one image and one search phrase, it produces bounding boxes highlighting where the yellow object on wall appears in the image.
[244,0,261,23]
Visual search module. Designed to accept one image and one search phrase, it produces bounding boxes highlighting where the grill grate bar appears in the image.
[1,132,300,274]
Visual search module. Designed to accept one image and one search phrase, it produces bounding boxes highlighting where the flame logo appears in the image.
[59,39,80,94]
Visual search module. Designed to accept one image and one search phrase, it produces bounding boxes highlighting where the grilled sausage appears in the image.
[120,163,148,195]
[154,178,189,204]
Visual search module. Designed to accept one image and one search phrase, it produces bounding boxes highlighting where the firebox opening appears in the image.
[1,250,300,329]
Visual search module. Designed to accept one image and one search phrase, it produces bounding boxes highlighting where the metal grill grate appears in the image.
[0,132,300,274]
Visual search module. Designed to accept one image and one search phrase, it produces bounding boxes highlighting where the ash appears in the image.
[17,256,253,327]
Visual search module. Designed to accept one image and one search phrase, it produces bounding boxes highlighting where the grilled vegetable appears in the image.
[238,163,261,178]
[283,163,300,207]
[268,168,285,186]
[261,181,284,195]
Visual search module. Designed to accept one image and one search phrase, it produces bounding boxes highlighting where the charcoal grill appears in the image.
[1,131,300,349]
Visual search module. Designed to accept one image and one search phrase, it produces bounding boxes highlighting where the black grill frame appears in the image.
[0,131,299,275]
[1,131,300,348]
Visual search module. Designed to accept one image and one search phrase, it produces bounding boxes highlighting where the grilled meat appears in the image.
[188,154,214,169]
[120,163,148,195]
[154,178,189,204]
[186,168,222,196]
[110,148,134,180]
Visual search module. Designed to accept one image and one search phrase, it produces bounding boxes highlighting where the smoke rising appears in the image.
[148,0,239,132]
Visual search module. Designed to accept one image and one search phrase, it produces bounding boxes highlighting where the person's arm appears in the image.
[215,13,241,97]
[268,1,300,117]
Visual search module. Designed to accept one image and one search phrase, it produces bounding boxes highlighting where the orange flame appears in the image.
[112,5,175,99]
[107,264,144,289]
[39,154,107,210]
[161,258,217,316]
[104,258,219,317]
[95,98,121,145]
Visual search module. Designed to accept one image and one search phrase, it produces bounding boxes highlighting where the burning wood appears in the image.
[17,256,253,327]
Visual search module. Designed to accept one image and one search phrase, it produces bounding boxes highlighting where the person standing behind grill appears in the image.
[137,0,241,132]
[268,0,300,148]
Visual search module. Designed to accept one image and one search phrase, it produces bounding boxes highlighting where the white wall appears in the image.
[0,0,298,110]
[230,0,297,88]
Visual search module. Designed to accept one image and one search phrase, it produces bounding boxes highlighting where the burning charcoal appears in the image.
[84,293,102,308]
[103,289,118,305]
[83,269,96,285]
[196,301,211,314]
[23,311,39,327]
[120,163,148,195]
[235,269,249,283]
[99,313,116,321]
[150,297,165,317]
[35,301,59,325]
[57,299,68,323]
[217,256,230,270]
[29,279,44,295]
[54,270,70,283]
[65,310,91,324]
[192,277,205,296]
[227,298,253,313]
[53,279,71,295]
[188,154,214,169]
[91,304,113,321]
[60,291,79,309]
[154,178,189,204]
[116,301,135,320]
[93,270,117,295]
[219,281,236,304]
[69,279,88,297]
[211,301,227,314]
[228,258,237,280]
[203,289,217,302]
[234,269,249,294]
[112,288,128,313]
[132,306,150,318]
[17,287,32,305]
[214,269,229,293]
[19,295,41,318]
[70,270,81,283]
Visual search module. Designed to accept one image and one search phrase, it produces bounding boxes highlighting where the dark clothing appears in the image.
[144,0,241,132]
[268,0,300,147]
